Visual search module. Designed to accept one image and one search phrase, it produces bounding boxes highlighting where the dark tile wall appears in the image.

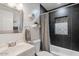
[49,4,79,51]
[40,4,48,14]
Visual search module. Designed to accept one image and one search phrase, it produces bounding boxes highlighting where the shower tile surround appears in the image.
[49,4,79,56]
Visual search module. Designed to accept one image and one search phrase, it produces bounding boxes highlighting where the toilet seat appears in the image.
[36,51,53,56]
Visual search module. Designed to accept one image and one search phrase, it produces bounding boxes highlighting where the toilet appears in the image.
[25,29,53,56]
[31,39,53,56]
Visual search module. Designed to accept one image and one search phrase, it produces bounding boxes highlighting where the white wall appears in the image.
[0,33,24,44]
[0,9,13,33]
[23,3,40,41]
[0,4,24,48]
[23,3,40,26]
[0,3,40,47]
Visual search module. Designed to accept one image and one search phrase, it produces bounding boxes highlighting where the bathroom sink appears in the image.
[0,43,35,56]
[0,52,8,56]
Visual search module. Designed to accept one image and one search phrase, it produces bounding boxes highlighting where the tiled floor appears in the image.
[35,51,58,56]
[51,53,59,56]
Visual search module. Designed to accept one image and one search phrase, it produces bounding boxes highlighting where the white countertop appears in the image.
[0,42,35,56]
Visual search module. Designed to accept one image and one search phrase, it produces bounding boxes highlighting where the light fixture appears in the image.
[8,3,16,8]
[8,3,23,10]
[16,3,23,10]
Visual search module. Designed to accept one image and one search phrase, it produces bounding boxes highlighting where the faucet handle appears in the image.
[8,42,16,47]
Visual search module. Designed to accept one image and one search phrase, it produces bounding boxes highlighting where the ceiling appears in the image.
[41,3,69,11]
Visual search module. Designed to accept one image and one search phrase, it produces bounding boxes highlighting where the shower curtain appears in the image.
[40,13,50,52]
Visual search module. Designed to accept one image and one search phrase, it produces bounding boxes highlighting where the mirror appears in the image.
[0,4,23,33]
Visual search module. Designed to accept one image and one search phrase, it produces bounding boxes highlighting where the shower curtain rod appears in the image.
[40,3,77,16]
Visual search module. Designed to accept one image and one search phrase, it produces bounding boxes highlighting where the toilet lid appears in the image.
[36,51,53,56]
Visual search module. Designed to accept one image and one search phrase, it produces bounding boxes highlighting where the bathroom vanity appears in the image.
[0,43,35,56]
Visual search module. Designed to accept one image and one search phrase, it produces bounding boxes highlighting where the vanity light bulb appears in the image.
[16,4,23,10]
[8,3,16,8]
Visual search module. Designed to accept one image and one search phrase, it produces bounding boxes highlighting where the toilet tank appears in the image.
[32,39,41,53]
